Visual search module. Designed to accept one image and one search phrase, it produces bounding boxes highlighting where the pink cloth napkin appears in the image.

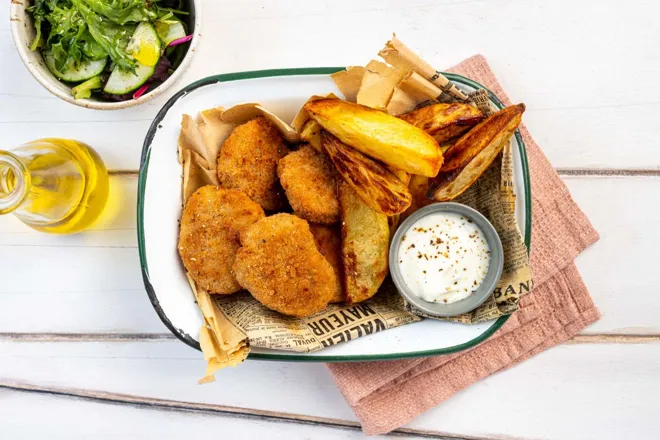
[327,55,601,436]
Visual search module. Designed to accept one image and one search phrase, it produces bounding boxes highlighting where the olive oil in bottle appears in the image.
[0,139,109,234]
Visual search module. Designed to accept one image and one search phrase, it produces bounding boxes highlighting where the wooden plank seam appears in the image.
[0,379,486,440]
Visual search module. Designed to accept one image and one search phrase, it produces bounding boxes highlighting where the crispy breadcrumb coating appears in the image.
[178,186,264,294]
[233,214,337,317]
[277,145,339,224]
[217,116,288,211]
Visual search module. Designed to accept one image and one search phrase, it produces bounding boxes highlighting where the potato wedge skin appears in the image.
[339,182,390,304]
[322,132,412,216]
[388,167,411,186]
[440,104,525,173]
[429,104,525,201]
[300,120,323,152]
[305,99,443,177]
[437,137,458,154]
[399,103,484,144]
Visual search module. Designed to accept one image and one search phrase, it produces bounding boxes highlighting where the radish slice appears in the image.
[168,34,193,47]
[133,84,150,100]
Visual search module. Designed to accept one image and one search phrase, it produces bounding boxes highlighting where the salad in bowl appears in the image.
[12,0,198,108]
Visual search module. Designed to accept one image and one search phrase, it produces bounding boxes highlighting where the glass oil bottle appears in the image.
[0,139,109,234]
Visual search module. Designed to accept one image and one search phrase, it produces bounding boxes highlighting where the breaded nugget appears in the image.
[217,116,288,211]
[233,214,337,317]
[178,186,264,294]
[277,145,339,224]
[309,224,345,303]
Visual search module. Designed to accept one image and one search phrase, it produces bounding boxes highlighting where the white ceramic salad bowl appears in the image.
[10,0,201,110]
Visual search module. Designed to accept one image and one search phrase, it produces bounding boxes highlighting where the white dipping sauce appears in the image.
[397,212,491,304]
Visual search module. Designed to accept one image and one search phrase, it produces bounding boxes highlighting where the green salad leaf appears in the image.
[45,3,86,70]
[71,0,137,71]
[78,0,157,25]
[26,0,51,51]
[80,30,109,60]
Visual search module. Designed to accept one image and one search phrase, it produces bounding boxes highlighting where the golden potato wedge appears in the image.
[339,181,389,304]
[440,104,525,173]
[305,99,443,177]
[388,167,411,186]
[300,120,322,152]
[400,174,433,221]
[291,93,339,132]
[429,104,525,201]
[322,132,412,216]
[399,103,483,145]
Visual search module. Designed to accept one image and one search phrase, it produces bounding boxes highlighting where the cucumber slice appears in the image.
[156,19,186,46]
[104,22,162,95]
[103,62,155,95]
[126,22,162,67]
[44,52,107,83]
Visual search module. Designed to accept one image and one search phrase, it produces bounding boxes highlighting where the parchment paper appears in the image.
[379,35,469,102]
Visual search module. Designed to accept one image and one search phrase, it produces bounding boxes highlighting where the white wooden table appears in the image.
[2,1,659,438]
